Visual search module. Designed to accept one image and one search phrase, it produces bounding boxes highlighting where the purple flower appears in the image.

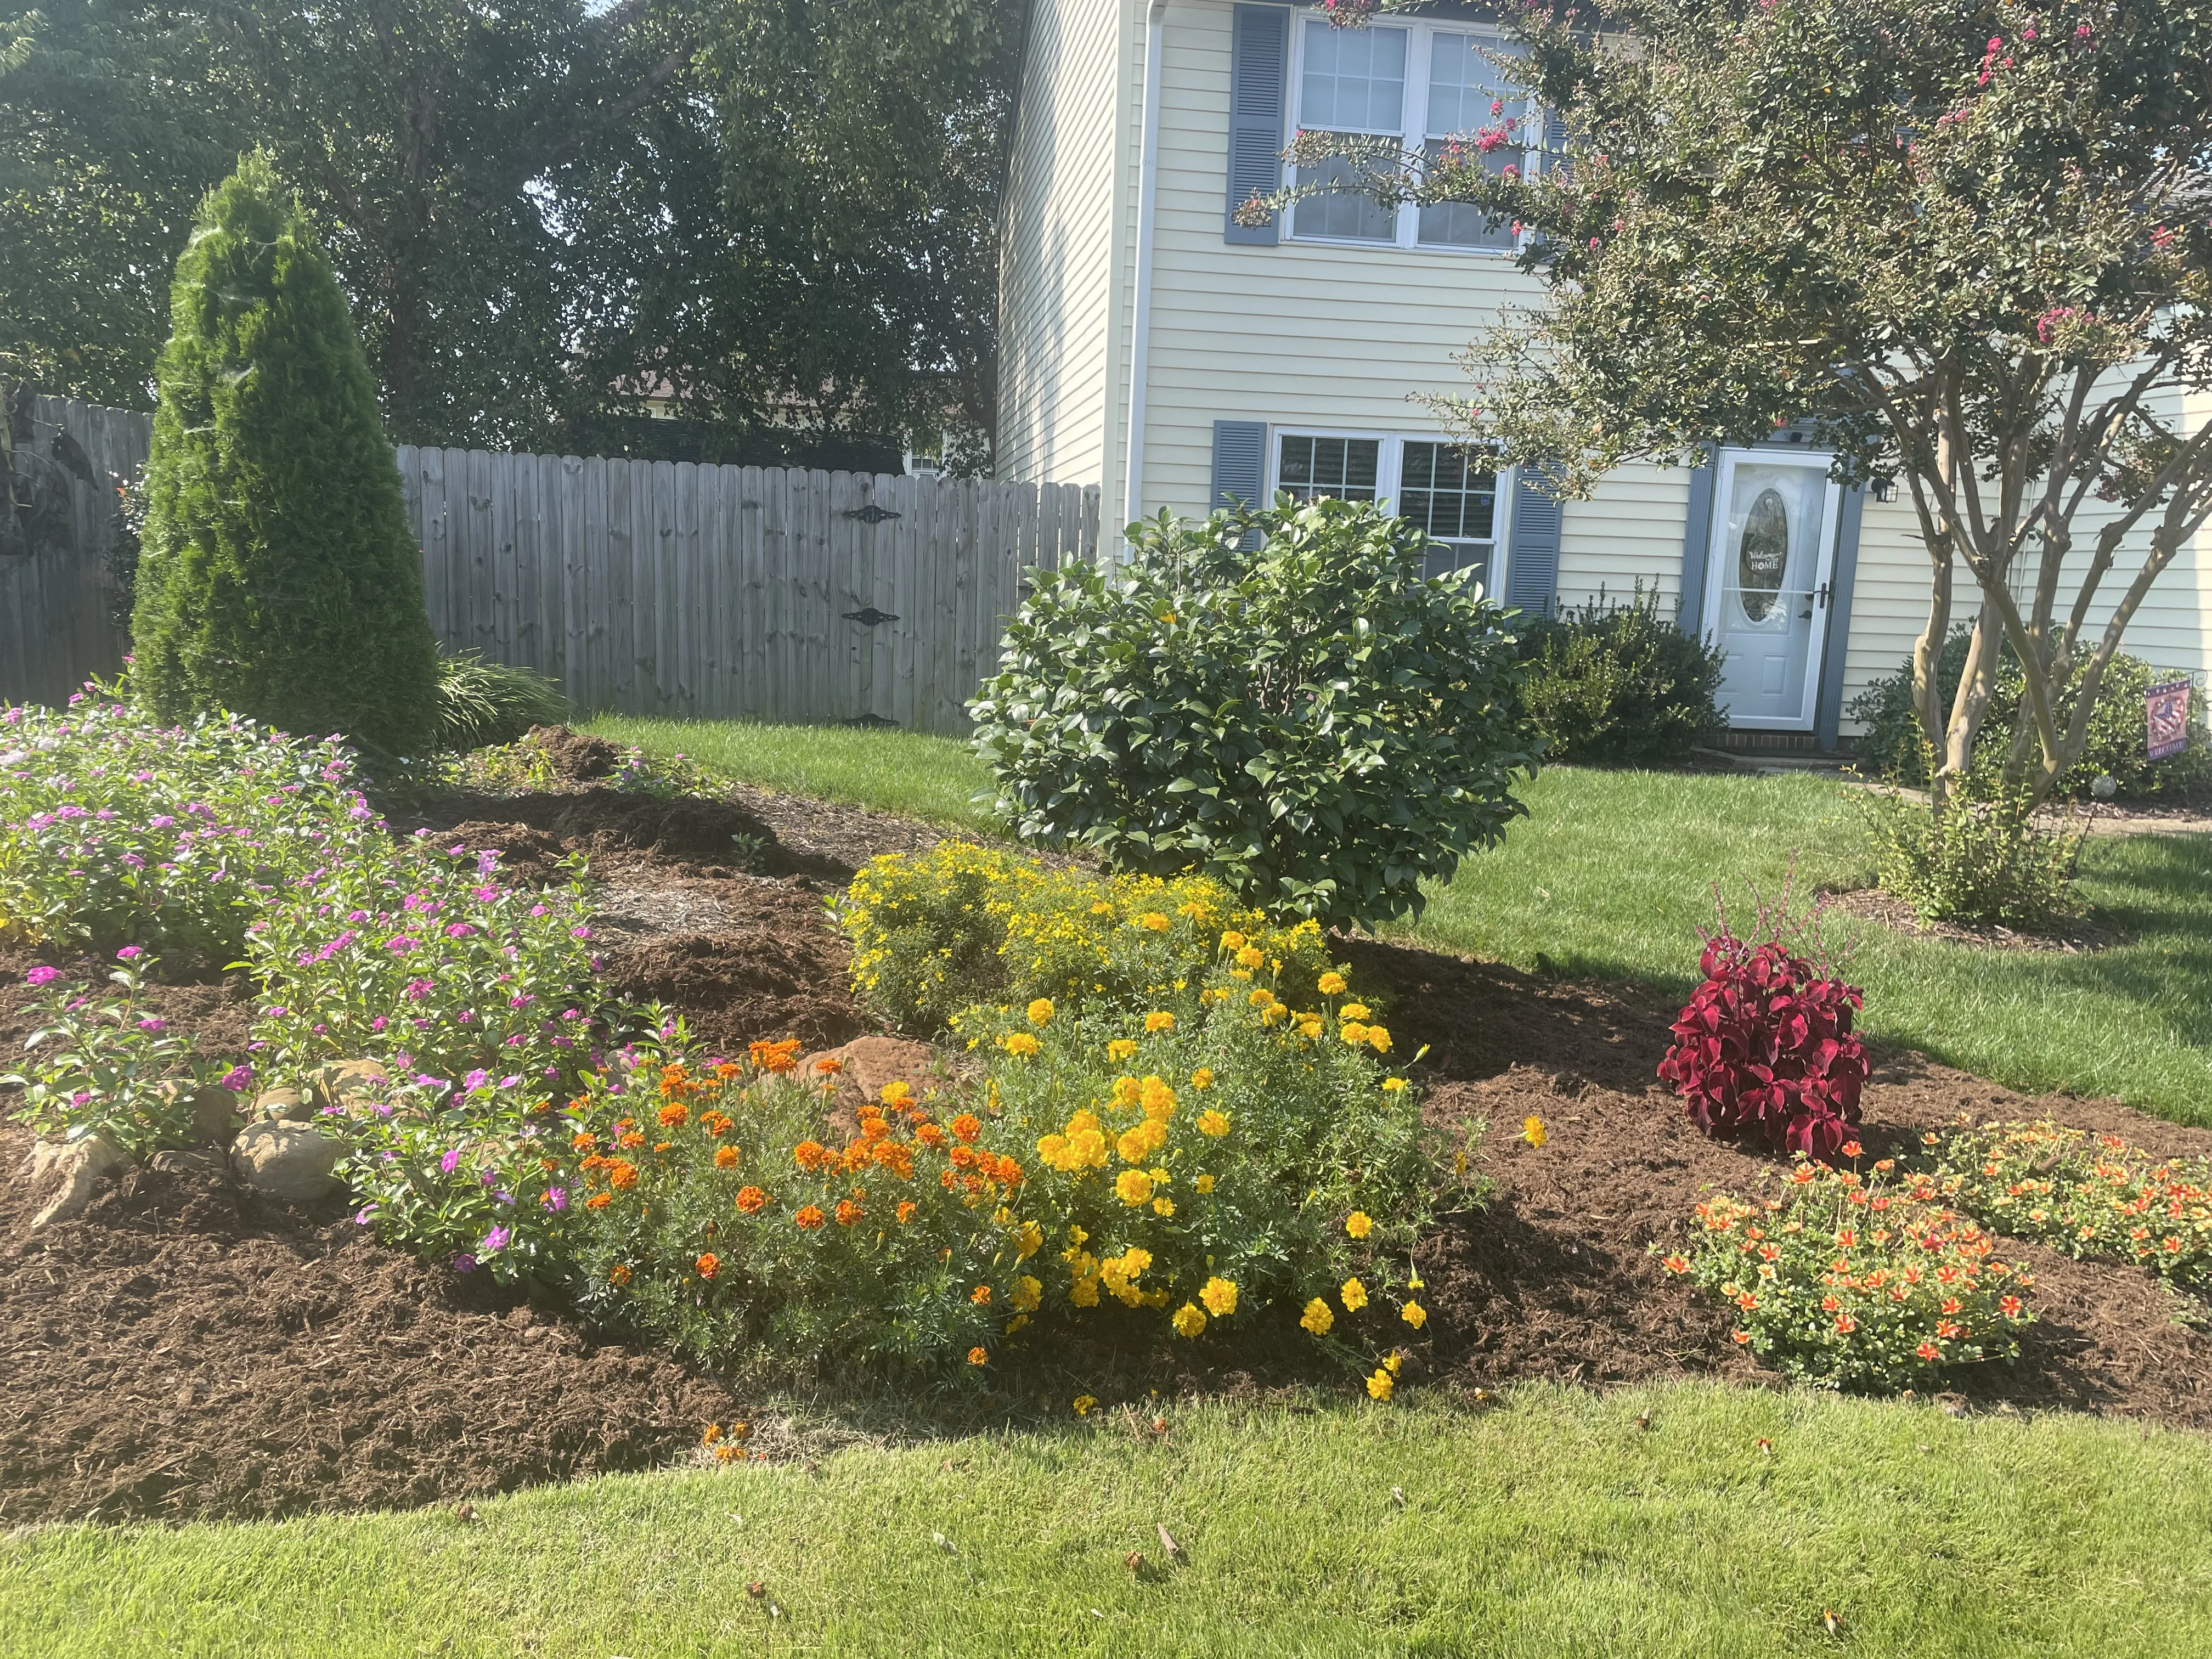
[354,1206,378,1226]
[25,966,61,987]
[541,1187,568,1212]
[571,926,593,940]
[440,1148,462,1175]
[404,978,433,1002]
[136,1016,167,1032]
[479,1167,499,1188]
[219,1064,254,1091]
[115,945,143,961]
[499,1074,522,1090]
[452,1252,478,1275]
[476,850,500,875]
[480,1226,510,1254]
[464,1068,490,1090]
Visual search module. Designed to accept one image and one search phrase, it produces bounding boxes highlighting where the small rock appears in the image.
[805,1035,960,1138]
[251,1086,313,1123]
[148,1147,228,1181]
[310,1058,394,1121]
[20,1135,126,1231]
[230,1120,345,1202]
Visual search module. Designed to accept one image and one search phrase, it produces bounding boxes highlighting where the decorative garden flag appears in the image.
[2146,679,2192,761]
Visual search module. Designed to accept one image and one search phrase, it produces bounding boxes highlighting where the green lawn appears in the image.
[601,720,2212,1124]
[8,1385,2207,1658]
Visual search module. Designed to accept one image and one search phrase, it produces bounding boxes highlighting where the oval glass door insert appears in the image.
[1737,488,1788,622]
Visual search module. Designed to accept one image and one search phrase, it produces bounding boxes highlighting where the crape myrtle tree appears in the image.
[1288,0,2212,809]
[132,154,441,757]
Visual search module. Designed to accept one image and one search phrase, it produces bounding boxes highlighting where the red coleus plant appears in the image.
[1657,906,1867,1155]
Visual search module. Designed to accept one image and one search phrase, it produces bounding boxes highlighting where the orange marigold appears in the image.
[793,1139,830,1171]
[571,1131,598,1153]
[971,1284,992,1304]
[696,1252,720,1279]
[619,1131,646,1149]
[916,1122,947,1148]
[735,1185,769,1214]
[749,1038,803,1074]
[896,1200,917,1223]
[994,1155,1024,1187]
[609,1263,632,1286]
[951,1113,983,1144]
[608,1161,639,1190]
[701,1110,732,1137]
[585,1192,613,1211]
[793,1204,827,1229]
[715,1145,740,1170]
[835,1198,862,1226]
[967,1346,988,1366]
[658,1101,689,1128]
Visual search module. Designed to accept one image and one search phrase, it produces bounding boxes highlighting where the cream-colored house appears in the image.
[996,0,2211,748]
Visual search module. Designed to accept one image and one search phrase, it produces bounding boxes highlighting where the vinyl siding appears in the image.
[1126,3,1548,534]
[1556,462,1691,614]
[997,0,1131,488]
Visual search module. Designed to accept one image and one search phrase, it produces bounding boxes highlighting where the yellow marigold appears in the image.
[1036,1132,1071,1169]
[1117,1120,1166,1164]
[1235,945,1265,970]
[1171,1303,1207,1338]
[1139,912,1171,932]
[1073,1393,1097,1416]
[1345,1211,1373,1239]
[1381,1077,1408,1093]
[1072,1275,1102,1307]
[1401,1300,1428,1329]
[1365,1025,1391,1054]
[1340,1022,1369,1045]
[1247,988,1274,1008]
[881,1080,912,1107]
[1318,971,1348,996]
[1197,1109,1230,1138]
[1340,1277,1369,1312]
[1340,1003,1372,1022]
[1115,1168,1155,1206]
[1367,1368,1394,1402]
[1108,1038,1138,1062]
[1144,1010,1175,1034]
[1012,1274,1042,1312]
[1016,1220,1043,1259]
[1026,998,1054,1027]
[1139,1076,1176,1118]
[1152,1197,1175,1217]
[1000,1031,1041,1058]
[1297,1017,1324,1039]
[1220,930,1246,951]
[1522,1115,1548,1149]
[1300,1297,1335,1335]
[1090,900,1114,916]
[1194,1173,1216,1193]
[1190,1067,1214,1090]
[1200,1276,1238,1317]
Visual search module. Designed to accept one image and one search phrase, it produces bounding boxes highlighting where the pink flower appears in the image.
[25,966,61,987]
[116,945,143,961]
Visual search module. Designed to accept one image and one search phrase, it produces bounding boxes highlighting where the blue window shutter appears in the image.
[1226,5,1289,245]
[1210,420,1267,513]
[1678,448,1719,635]
[1504,469,1562,616]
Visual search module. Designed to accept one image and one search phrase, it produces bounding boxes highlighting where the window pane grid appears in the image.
[1400,442,1497,541]
[1278,436,1381,504]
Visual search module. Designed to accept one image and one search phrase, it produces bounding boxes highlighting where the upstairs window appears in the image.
[1286,16,1541,255]
[1291,21,1407,242]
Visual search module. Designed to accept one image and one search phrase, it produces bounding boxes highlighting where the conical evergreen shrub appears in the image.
[131,152,439,757]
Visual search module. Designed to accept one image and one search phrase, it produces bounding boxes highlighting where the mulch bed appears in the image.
[3,756,2207,1526]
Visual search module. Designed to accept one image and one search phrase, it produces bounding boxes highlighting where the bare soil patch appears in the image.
[3,777,2207,1526]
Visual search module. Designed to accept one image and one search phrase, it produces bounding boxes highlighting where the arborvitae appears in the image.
[131,152,439,757]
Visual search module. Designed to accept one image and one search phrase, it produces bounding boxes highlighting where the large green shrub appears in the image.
[968,499,1536,930]
[1860,761,2085,928]
[131,153,440,758]
[1848,631,2210,803]
[1514,585,1725,764]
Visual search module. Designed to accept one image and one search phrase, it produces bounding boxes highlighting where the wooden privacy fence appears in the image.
[3,396,1101,732]
[400,447,1098,733]
[3,397,146,707]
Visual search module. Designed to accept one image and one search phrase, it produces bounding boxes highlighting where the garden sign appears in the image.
[2146,679,2192,761]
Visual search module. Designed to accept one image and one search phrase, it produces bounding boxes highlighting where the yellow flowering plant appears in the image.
[964,955,1484,1351]
[837,842,1336,1034]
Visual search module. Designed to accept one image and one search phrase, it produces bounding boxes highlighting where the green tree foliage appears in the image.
[131,155,441,757]
[1326,0,2212,809]
[0,0,1018,458]
[968,499,1537,930]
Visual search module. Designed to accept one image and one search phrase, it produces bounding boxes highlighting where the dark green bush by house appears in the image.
[1514,586,1726,765]
[1848,631,2210,803]
[131,153,439,758]
[968,497,1537,930]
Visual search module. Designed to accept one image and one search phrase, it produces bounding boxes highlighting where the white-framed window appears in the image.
[1288,10,1538,254]
[1270,427,1504,584]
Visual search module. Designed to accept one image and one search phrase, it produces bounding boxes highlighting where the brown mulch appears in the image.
[1346,936,2212,1427]
[2,770,2209,1528]
[0,1131,741,1527]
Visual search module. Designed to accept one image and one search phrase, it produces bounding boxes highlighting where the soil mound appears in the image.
[525,724,628,783]
[0,1130,739,1526]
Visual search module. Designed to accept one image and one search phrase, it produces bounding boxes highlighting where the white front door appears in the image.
[1702,449,1842,729]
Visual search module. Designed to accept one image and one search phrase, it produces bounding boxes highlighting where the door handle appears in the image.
[1815,582,1832,608]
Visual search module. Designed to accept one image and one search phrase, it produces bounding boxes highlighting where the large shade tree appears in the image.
[1312,0,2212,807]
[0,0,1019,458]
